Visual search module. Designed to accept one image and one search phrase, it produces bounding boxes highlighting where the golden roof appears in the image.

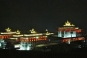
[16,30,20,34]
[5,27,11,32]
[16,30,20,32]
[30,28,36,33]
[63,20,75,26]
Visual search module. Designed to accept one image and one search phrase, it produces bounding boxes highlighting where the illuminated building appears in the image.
[57,20,83,44]
[18,38,35,50]
[17,35,47,50]
[0,27,53,40]
[19,36,47,42]
[58,20,81,38]
[0,39,6,49]
[0,27,21,39]
[62,37,85,44]
[0,27,52,50]
[1,27,21,34]
[1,27,16,34]
[19,41,32,50]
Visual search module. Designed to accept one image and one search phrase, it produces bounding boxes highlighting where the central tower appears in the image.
[58,20,81,38]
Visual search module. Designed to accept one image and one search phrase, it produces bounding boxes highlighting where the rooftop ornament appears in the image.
[30,28,36,33]
[63,20,75,26]
[45,29,50,35]
[5,27,11,32]
[46,29,49,33]
[16,30,21,34]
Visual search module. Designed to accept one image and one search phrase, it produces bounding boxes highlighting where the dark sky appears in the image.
[0,0,87,32]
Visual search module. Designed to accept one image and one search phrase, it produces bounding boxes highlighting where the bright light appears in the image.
[36,36,39,38]
[24,33,42,36]
[1,32,16,34]
[27,47,31,50]
[46,33,50,35]
[14,44,20,48]
[0,43,1,47]
[63,20,75,26]
[75,27,79,29]
[13,35,23,37]
[18,43,32,50]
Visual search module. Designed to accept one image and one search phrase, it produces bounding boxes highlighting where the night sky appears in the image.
[1,0,87,32]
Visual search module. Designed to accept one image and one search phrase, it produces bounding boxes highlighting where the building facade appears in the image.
[58,20,81,38]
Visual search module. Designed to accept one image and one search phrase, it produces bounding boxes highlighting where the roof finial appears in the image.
[16,30,20,34]
[66,20,70,24]
[46,29,48,32]
[30,28,36,33]
[5,27,11,32]
[63,20,75,26]
[63,20,71,26]
[45,29,49,34]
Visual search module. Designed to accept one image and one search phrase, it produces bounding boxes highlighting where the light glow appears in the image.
[1,32,16,34]
[63,20,75,26]
[14,44,20,48]
[13,35,23,37]
[5,27,11,32]
[30,28,37,33]
[24,33,42,36]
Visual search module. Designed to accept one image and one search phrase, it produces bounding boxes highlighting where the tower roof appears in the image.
[30,28,37,33]
[5,27,11,32]
[63,20,75,26]
[16,30,20,32]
